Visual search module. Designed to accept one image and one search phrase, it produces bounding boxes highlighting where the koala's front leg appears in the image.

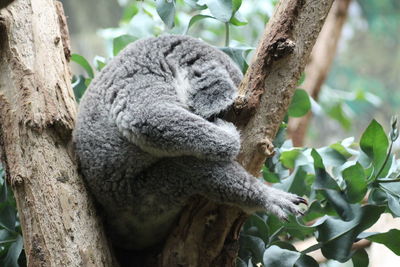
[142,157,306,220]
[112,99,241,161]
[194,159,307,219]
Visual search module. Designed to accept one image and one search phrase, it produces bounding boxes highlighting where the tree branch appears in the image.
[161,0,335,266]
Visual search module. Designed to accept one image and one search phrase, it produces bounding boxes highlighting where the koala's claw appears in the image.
[264,188,307,220]
[293,197,308,205]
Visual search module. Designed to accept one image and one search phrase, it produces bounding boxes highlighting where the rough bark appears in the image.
[0,1,115,266]
[287,0,352,146]
[160,0,334,266]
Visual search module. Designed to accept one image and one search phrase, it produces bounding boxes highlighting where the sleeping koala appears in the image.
[73,35,306,250]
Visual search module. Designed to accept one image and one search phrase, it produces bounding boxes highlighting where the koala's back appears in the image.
[74,35,239,208]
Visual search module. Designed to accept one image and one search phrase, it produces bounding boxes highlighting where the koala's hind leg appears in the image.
[135,157,305,220]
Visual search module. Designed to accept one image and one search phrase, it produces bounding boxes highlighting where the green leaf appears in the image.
[368,188,387,206]
[363,229,400,255]
[275,167,308,196]
[0,205,16,232]
[302,200,325,222]
[327,103,351,130]
[0,234,23,267]
[232,0,242,12]
[294,254,319,267]
[236,257,247,267]
[205,0,233,22]
[352,249,369,267]
[280,149,300,169]
[311,150,340,191]
[71,75,88,102]
[71,54,94,78]
[219,47,253,73]
[156,0,176,28]
[270,240,296,251]
[280,216,315,240]
[239,234,265,263]
[186,14,215,33]
[317,147,347,167]
[94,56,106,71]
[342,163,367,203]
[380,183,400,216]
[0,180,7,203]
[326,190,354,220]
[244,214,269,242]
[121,3,139,23]
[113,34,137,56]
[387,194,400,217]
[288,89,311,117]
[316,205,385,262]
[360,119,389,177]
[263,245,301,267]
[312,149,353,220]
[229,11,247,26]
[262,166,280,183]
[84,78,92,87]
[330,142,353,158]
[184,0,207,9]
[297,73,306,86]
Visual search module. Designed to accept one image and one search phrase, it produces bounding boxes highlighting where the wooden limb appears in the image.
[160,0,335,266]
[0,0,115,266]
[287,0,352,146]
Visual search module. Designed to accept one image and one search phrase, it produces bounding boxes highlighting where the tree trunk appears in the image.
[0,1,115,266]
[287,0,352,147]
[160,0,335,266]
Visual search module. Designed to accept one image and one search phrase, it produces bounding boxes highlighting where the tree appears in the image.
[0,0,115,266]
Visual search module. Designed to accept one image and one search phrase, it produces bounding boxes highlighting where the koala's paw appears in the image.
[264,188,307,221]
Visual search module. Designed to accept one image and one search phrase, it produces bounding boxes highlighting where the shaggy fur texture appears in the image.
[73,35,304,250]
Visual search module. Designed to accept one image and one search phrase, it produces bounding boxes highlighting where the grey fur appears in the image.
[73,35,304,250]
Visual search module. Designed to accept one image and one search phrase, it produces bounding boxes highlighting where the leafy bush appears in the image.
[239,117,400,266]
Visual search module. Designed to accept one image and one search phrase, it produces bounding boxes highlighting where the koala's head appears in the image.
[167,35,243,120]
[174,61,240,120]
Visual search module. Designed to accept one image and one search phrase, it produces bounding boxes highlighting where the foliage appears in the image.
[0,168,24,267]
[239,116,400,266]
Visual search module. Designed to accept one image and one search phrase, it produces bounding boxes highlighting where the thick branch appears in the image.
[0,0,114,266]
[161,0,334,266]
[287,0,352,146]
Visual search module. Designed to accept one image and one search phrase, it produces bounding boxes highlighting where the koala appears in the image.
[73,35,306,250]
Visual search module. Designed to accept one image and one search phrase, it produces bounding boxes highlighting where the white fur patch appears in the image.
[214,118,241,140]
[173,68,192,107]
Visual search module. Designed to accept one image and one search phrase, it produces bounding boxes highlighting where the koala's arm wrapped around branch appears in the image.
[113,101,240,161]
